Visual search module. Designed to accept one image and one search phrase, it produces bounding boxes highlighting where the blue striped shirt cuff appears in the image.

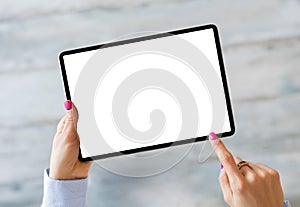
[41,168,88,207]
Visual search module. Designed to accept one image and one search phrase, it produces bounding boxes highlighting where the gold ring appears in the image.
[237,161,250,170]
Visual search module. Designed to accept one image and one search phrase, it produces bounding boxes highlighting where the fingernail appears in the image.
[221,163,224,169]
[209,132,218,140]
[64,100,72,110]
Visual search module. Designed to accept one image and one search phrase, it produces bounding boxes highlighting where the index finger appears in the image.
[209,132,243,181]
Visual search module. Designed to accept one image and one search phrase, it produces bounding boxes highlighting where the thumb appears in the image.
[64,100,79,126]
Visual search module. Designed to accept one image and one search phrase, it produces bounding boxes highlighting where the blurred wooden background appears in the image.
[0,0,300,206]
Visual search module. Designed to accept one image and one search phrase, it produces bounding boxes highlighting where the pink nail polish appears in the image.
[221,164,224,169]
[209,132,218,140]
[64,100,72,110]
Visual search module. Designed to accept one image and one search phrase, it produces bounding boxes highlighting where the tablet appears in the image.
[59,24,235,161]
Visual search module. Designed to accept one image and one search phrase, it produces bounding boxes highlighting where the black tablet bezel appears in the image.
[59,24,235,161]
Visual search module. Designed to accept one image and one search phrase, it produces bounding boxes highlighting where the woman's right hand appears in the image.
[50,100,92,180]
[209,132,284,207]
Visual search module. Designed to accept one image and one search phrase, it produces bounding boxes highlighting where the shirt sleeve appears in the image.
[41,168,88,207]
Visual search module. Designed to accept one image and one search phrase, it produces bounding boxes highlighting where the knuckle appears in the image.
[269,169,280,179]
[248,173,258,183]
[65,116,74,123]
[260,171,268,179]
[219,152,232,164]
[234,180,246,193]
[65,138,79,149]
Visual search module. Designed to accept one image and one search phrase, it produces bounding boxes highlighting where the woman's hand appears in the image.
[49,100,92,180]
[209,132,284,207]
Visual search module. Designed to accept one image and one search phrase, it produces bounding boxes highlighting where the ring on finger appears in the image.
[237,161,250,170]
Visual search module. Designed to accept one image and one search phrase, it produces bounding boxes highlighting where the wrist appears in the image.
[49,169,76,180]
[49,168,89,180]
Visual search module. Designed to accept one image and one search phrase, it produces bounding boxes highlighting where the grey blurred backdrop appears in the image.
[1,0,300,206]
